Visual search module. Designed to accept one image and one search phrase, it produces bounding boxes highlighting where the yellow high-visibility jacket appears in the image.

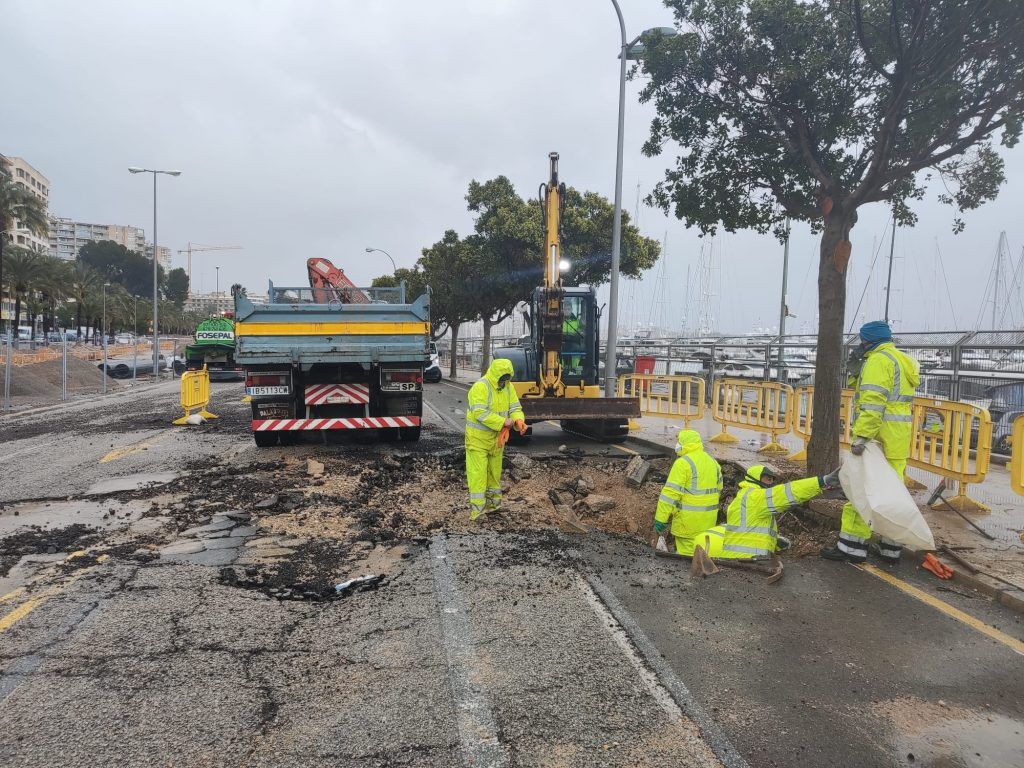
[713,476,824,558]
[655,430,722,554]
[851,342,919,460]
[465,359,525,451]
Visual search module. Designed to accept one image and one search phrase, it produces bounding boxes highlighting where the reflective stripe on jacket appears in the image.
[655,432,722,542]
[719,476,824,558]
[851,342,920,460]
[465,358,525,451]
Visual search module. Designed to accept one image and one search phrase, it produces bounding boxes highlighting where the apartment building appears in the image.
[3,156,50,255]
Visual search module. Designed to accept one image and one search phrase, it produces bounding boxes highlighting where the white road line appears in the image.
[582,575,749,768]
[423,399,461,432]
[428,538,510,768]
[0,441,53,463]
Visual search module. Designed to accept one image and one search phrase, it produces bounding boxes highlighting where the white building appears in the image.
[2,155,51,327]
[48,218,148,261]
[185,291,266,316]
[145,243,172,272]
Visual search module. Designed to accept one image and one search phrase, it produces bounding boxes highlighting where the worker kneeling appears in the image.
[653,430,723,555]
[465,358,526,520]
[696,465,840,559]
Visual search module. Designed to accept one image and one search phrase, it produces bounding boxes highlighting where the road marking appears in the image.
[100,430,170,463]
[440,380,470,392]
[858,563,1024,657]
[0,441,52,463]
[584,575,749,768]
[612,442,640,456]
[0,595,48,633]
[428,537,510,767]
[0,587,26,604]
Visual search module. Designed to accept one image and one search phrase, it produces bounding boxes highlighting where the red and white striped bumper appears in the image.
[251,416,421,432]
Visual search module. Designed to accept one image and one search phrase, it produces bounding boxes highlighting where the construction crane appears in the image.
[493,153,641,441]
[306,258,370,304]
[177,243,243,294]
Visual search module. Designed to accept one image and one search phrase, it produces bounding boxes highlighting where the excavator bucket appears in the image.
[519,396,640,421]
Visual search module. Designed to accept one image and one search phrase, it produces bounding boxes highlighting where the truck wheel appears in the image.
[399,426,421,442]
[253,432,278,448]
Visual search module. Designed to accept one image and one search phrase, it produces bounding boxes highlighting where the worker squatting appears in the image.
[464,321,919,565]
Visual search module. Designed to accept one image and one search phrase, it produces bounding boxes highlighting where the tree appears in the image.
[67,262,102,339]
[166,268,189,307]
[78,240,164,298]
[0,157,49,334]
[2,247,40,338]
[639,0,1024,473]
[419,231,479,378]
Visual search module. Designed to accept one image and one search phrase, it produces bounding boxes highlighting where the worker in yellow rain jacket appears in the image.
[465,358,526,520]
[695,465,841,559]
[822,321,919,564]
[653,429,723,555]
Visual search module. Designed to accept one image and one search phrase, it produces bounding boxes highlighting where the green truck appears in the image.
[173,316,244,381]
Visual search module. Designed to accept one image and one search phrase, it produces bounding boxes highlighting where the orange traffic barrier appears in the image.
[616,374,705,427]
[173,366,218,425]
[1011,415,1024,497]
[709,379,793,454]
[910,396,991,513]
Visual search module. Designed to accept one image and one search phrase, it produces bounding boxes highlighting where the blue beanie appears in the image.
[859,321,892,345]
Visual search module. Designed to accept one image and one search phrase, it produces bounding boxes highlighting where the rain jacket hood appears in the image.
[484,358,516,389]
[676,429,703,456]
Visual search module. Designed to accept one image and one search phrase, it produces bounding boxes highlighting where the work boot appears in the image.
[820,546,866,564]
[776,535,792,552]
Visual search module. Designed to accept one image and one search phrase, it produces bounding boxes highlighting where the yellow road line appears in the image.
[0,595,48,633]
[612,443,640,456]
[858,563,1024,657]
[0,587,26,604]
[100,431,170,463]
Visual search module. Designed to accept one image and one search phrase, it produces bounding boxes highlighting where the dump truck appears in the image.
[234,273,430,447]
[174,315,243,381]
[493,153,641,441]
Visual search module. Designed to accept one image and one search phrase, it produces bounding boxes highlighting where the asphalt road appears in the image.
[0,379,1022,767]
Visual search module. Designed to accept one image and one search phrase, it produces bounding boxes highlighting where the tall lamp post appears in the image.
[215,265,220,295]
[605,1,676,394]
[132,295,139,386]
[365,247,397,273]
[128,167,181,380]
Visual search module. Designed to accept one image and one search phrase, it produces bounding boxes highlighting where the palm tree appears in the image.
[66,262,101,340]
[33,256,71,337]
[2,247,40,339]
[0,157,49,334]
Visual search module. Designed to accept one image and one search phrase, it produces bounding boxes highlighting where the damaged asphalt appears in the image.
[1,382,1023,767]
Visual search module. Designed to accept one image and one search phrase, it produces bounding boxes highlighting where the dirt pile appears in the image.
[8,356,106,397]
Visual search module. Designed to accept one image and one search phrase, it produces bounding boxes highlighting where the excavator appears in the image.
[493,153,641,441]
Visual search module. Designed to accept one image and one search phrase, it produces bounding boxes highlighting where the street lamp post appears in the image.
[129,166,181,381]
[216,265,220,295]
[604,2,676,394]
[133,295,138,386]
[365,247,397,273]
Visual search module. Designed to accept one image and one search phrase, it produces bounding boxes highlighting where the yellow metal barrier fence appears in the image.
[709,379,793,454]
[173,366,218,425]
[910,397,991,512]
[616,374,705,427]
[1011,415,1024,496]
[788,387,856,462]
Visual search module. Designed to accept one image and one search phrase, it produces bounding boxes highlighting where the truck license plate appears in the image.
[246,386,290,396]
[381,382,420,392]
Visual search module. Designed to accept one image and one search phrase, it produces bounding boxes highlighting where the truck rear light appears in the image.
[246,372,290,388]
[381,368,423,391]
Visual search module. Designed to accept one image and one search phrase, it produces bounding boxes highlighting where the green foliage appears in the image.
[78,240,164,298]
[371,267,429,302]
[418,231,479,339]
[0,158,48,239]
[640,0,1024,235]
[166,268,190,306]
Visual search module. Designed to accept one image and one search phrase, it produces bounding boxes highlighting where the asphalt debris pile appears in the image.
[0,524,102,577]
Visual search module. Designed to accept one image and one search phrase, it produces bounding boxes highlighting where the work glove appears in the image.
[822,469,842,489]
[514,419,527,436]
[851,437,868,456]
[497,426,510,448]
[654,520,668,533]
[503,418,513,427]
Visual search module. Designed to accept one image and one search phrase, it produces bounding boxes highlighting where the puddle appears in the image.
[894,710,1024,767]
[85,472,177,496]
[0,499,147,536]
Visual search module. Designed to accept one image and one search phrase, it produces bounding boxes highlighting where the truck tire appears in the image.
[399,426,421,442]
[253,432,278,448]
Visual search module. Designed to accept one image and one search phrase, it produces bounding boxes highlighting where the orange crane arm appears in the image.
[306,258,371,304]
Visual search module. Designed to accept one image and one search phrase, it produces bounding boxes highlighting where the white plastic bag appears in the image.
[838,442,935,551]
[656,536,669,552]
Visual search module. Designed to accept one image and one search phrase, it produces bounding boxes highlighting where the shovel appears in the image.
[690,543,721,578]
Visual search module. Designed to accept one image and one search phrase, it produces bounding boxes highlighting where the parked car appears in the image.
[424,342,443,383]
[114,333,135,345]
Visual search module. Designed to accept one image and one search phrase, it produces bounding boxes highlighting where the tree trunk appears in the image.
[76,304,83,340]
[807,210,855,475]
[12,295,21,341]
[481,316,493,374]
[449,322,460,379]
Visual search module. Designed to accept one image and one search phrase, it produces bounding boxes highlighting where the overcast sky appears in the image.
[4,0,1023,335]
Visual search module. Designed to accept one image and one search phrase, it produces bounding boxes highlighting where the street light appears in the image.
[605,0,677,395]
[129,166,181,380]
[215,265,220,295]
[365,247,397,273]
[133,295,138,386]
